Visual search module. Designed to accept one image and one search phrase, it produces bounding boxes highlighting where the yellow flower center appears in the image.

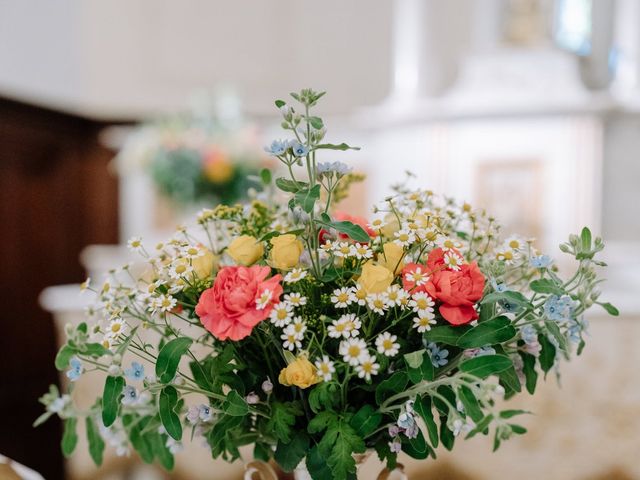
[373,299,384,309]
[277,309,288,320]
[335,323,346,332]
[503,251,513,261]
[111,323,121,333]
[362,362,374,373]
[348,345,361,357]
[175,264,187,274]
[340,246,350,255]
[417,299,428,309]
[383,339,394,350]
[509,240,520,249]
[187,247,198,256]
[355,289,367,300]
[337,293,349,303]
[294,323,303,333]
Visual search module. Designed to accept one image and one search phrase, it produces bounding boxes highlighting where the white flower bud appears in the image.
[108,364,121,376]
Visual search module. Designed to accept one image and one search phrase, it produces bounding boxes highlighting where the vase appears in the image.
[244,454,407,480]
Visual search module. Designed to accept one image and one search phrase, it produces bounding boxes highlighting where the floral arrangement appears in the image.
[114,101,265,207]
[39,89,618,479]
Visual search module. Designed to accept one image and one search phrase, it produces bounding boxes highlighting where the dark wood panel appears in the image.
[0,97,122,479]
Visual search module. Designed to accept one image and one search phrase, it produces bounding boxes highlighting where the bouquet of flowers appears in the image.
[115,103,265,207]
[39,89,618,480]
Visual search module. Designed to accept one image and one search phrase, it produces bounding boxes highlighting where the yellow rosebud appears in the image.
[358,262,394,294]
[278,356,320,389]
[227,235,264,266]
[193,248,219,279]
[270,234,304,270]
[378,242,405,275]
[381,213,401,238]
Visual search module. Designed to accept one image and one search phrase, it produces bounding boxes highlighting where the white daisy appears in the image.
[383,285,406,308]
[107,318,128,339]
[413,315,437,333]
[367,294,388,315]
[269,302,293,327]
[350,243,373,260]
[333,242,353,258]
[339,338,369,366]
[376,332,400,357]
[168,262,193,280]
[314,355,336,382]
[284,292,307,307]
[437,237,463,252]
[340,313,361,337]
[394,229,416,247]
[331,287,353,308]
[410,292,435,317]
[290,316,307,338]
[367,218,386,231]
[281,329,302,351]
[351,285,368,306]
[127,236,144,253]
[181,245,205,259]
[404,266,430,287]
[328,318,350,339]
[443,251,464,271]
[395,288,411,309]
[355,354,380,381]
[284,268,307,284]
[496,249,518,265]
[101,335,114,350]
[255,289,274,310]
[504,235,525,252]
[154,294,177,313]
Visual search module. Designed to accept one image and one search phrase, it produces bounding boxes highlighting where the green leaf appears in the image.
[530,279,564,295]
[465,414,494,439]
[318,219,370,243]
[253,442,271,462]
[86,416,105,466]
[545,320,568,355]
[402,429,429,459]
[500,409,530,419]
[275,99,286,108]
[459,354,513,379]
[101,375,124,427]
[598,302,619,316]
[510,424,528,435]
[156,337,193,384]
[149,433,175,470]
[83,343,109,357]
[314,142,360,151]
[424,325,467,345]
[323,418,366,480]
[499,364,522,395]
[61,417,78,457]
[349,405,381,438]
[581,226,592,251]
[456,316,516,348]
[308,382,339,413]
[55,345,76,370]
[404,349,425,369]
[439,416,455,451]
[127,415,154,463]
[481,291,531,310]
[520,352,538,394]
[405,350,434,384]
[308,116,324,130]
[159,386,182,441]
[414,396,439,448]
[275,177,307,193]
[223,391,249,417]
[375,371,408,405]
[295,184,321,214]
[33,411,54,428]
[274,431,309,472]
[538,334,556,375]
[457,386,484,422]
[306,445,333,480]
[260,168,272,185]
[268,402,301,443]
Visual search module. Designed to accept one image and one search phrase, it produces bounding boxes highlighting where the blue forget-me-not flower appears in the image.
[125,361,145,381]
[66,357,83,382]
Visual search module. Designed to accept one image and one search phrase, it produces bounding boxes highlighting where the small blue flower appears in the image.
[121,385,138,406]
[426,342,449,367]
[264,139,288,156]
[66,357,83,382]
[397,412,415,430]
[530,255,553,269]
[520,325,538,345]
[491,278,509,293]
[125,362,145,381]
[544,294,575,323]
[289,140,309,157]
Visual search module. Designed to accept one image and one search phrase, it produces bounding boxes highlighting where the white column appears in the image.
[611,0,640,98]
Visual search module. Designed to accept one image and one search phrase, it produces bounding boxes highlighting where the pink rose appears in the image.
[195,265,282,341]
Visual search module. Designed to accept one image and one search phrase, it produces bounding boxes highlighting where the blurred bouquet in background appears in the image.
[114,89,267,208]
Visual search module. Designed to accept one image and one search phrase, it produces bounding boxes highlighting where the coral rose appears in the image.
[227,235,264,266]
[195,265,282,341]
[278,356,320,389]
[358,262,394,294]
[269,234,303,270]
[425,262,485,326]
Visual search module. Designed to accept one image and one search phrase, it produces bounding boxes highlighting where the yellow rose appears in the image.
[358,262,394,294]
[381,213,401,238]
[278,356,320,389]
[378,242,405,275]
[193,248,219,279]
[227,235,264,266]
[270,234,303,270]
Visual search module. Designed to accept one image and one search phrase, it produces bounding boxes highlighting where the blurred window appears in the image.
[554,0,593,56]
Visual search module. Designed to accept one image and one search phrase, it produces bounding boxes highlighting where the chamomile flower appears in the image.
[281,328,302,351]
[333,242,353,258]
[327,318,350,339]
[394,229,416,247]
[438,237,463,252]
[404,266,430,287]
[255,289,273,310]
[314,355,336,382]
[290,316,307,337]
[284,268,307,284]
[413,315,436,333]
[127,236,144,253]
[284,292,307,307]
[80,277,91,292]
[181,245,205,259]
[375,332,400,357]
[339,338,369,366]
[383,285,406,308]
[367,218,386,231]
[340,313,361,337]
[107,318,128,339]
[496,249,518,265]
[168,262,193,279]
[504,235,525,252]
[410,292,435,316]
[101,336,114,350]
[443,251,464,271]
[331,287,353,308]
[367,293,388,315]
[269,302,293,327]
[351,285,368,306]
[153,294,177,313]
[355,354,380,381]
[350,243,373,260]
